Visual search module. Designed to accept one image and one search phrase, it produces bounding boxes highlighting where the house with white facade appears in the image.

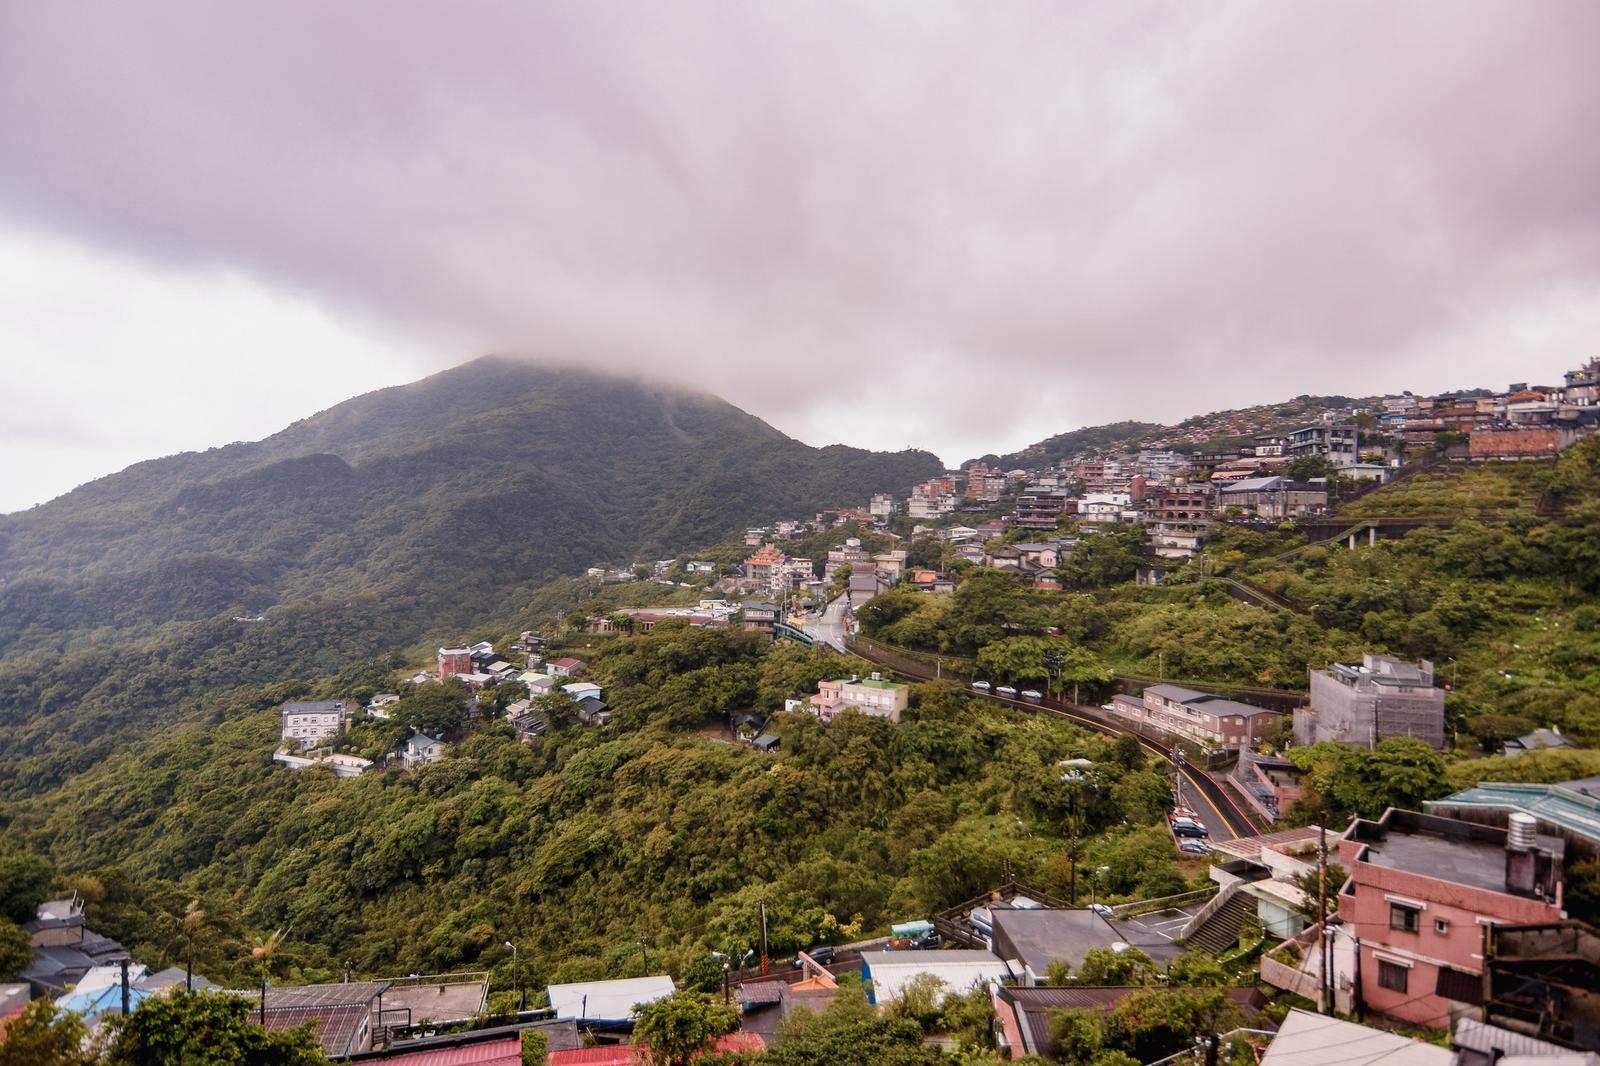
[280,700,350,749]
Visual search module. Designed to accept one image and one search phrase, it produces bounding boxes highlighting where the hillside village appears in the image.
[7,359,1600,1066]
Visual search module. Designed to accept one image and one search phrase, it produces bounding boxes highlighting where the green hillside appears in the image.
[0,358,939,795]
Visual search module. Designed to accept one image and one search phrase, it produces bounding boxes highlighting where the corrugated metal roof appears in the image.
[369,1035,522,1066]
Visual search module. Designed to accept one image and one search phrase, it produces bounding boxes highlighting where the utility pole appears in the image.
[1317,823,1330,1014]
[120,958,130,1018]
[759,900,769,975]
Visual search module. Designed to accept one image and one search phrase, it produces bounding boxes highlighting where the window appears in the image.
[1434,918,1449,935]
[1378,960,1409,993]
[1390,904,1421,933]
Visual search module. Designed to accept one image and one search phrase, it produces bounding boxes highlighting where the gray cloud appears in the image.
[1,0,1597,497]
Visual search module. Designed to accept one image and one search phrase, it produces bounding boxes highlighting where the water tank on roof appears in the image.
[1507,812,1537,852]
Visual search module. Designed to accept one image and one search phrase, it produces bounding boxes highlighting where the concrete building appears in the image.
[1216,476,1329,519]
[857,950,1009,1006]
[436,647,472,679]
[1336,809,1564,1029]
[1144,488,1210,559]
[1294,654,1446,750]
[280,700,350,749]
[1108,684,1284,751]
[807,674,910,723]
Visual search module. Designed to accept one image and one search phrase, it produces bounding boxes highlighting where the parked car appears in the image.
[971,681,992,692]
[1178,840,1212,855]
[909,932,943,950]
[1020,689,1043,703]
[1171,818,1208,838]
[996,685,1018,698]
[1088,903,1115,917]
[1168,807,1199,824]
[797,945,836,966]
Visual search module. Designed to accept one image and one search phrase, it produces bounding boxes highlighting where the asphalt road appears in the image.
[801,594,852,652]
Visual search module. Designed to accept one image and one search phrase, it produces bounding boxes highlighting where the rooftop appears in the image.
[1349,810,1562,896]
[989,909,1122,975]
[850,677,908,692]
[1260,1009,1452,1066]
[1212,826,1325,863]
[1425,780,1600,846]
[545,975,673,1022]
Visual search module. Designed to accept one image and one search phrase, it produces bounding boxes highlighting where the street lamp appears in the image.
[1089,866,1111,911]
[503,941,524,1011]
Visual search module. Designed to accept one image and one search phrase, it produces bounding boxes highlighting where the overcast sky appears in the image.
[2,2,1597,513]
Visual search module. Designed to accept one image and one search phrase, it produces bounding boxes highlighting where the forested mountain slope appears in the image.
[0,357,938,658]
[0,357,938,797]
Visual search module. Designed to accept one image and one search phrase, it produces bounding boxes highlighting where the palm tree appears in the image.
[250,928,290,1024]
[176,901,212,993]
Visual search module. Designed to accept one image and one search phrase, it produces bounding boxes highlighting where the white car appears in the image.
[996,685,1018,698]
[1020,689,1043,702]
[971,681,992,692]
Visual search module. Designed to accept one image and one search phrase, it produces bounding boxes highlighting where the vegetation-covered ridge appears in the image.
[0,624,1204,998]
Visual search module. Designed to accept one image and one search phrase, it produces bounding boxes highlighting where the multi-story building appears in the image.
[1108,685,1284,752]
[1563,357,1600,407]
[1216,476,1328,519]
[744,544,789,585]
[1144,488,1210,559]
[824,541,873,580]
[1014,488,1070,530]
[1286,424,1361,465]
[437,646,472,679]
[869,493,897,518]
[280,700,350,749]
[1335,809,1563,1029]
[907,494,956,519]
[1076,492,1134,525]
[1294,655,1446,750]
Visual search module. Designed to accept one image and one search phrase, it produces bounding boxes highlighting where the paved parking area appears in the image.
[1110,901,1208,962]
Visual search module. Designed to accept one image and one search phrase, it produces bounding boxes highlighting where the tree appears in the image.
[1057,528,1146,590]
[1047,1007,1104,1063]
[394,681,468,736]
[1166,953,1229,987]
[0,851,52,924]
[1076,946,1156,986]
[632,991,740,1066]
[1103,986,1239,1064]
[0,918,32,978]
[1465,713,1537,752]
[105,991,325,1065]
[1286,455,1333,481]
[886,972,945,1028]
[0,998,92,1066]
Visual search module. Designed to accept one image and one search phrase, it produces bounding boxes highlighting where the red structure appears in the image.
[436,646,472,680]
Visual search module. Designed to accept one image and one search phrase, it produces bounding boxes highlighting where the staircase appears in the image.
[1184,891,1255,955]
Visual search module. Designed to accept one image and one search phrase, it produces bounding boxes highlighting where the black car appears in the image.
[798,945,836,966]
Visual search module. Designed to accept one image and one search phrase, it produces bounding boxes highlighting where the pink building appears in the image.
[1337,809,1563,1029]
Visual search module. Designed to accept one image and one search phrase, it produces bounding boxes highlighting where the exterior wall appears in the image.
[1469,428,1564,459]
[1303,669,1445,749]
[437,649,472,678]
[282,712,345,746]
[1338,842,1562,1028]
